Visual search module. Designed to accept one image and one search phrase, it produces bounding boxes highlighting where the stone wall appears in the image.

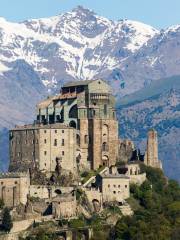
[0,173,30,207]
[102,176,130,203]
[30,185,74,199]
[39,127,76,173]
[52,194,77,219]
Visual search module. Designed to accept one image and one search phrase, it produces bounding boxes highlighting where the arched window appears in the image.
[102,124,108,141]
[69,105,78,118]
[69,120,76,129]
[76,134,80,146]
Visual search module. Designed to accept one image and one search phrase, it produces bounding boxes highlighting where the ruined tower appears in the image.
[144,129,162,169]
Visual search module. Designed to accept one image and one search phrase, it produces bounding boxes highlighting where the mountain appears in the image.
[118,76,180,181]
[0,6,179,180]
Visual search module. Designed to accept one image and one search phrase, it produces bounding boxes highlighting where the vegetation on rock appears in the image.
[112,165,180,240]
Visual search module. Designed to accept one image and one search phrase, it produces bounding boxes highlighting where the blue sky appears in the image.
[0,0,180,29]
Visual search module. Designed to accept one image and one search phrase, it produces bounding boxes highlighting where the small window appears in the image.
[102,142,108,151]
[125,185,127,188]
[44,151,47,156]
[55,130,57,133]
[1,182,3,185]
[108,184,110,188]
[32,140,35,144]
[62,151,64,156]
[44,163,46,166]
[113,112,115,119]
[32,151,35,156]
[36,139,38,144]
[118,185,121,188]
[113,191,116,194]
[84,135,89,144]
[54,139,57,146]
[113,185,116,188]
[25,140,27,144]
[44,139,47,144]
[44,130,47,134]
[62,130,64,133]
[15,181,17,184]
[104,104,107,115]
[17,152,20,157]
[62,139,65,146]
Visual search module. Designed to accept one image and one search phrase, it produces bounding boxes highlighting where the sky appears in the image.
[0,0,180,29]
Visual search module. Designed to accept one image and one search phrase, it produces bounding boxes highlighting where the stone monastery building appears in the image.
[10,79,119,174]
[0,79,162,222]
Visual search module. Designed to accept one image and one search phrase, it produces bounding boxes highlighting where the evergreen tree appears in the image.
[2,207,13,232]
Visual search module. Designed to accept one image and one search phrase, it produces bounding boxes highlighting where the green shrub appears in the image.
[2,207,13,232]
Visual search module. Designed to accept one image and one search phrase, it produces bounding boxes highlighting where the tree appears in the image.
[2,207,13,232]
[0,198,4,209]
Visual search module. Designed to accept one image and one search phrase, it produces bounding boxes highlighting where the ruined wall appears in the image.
[52,195,77,219]
[0,173,30,207]
[30,185,74,199]
[144,129,162,169]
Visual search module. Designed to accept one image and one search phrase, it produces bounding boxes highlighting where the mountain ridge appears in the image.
[0,6,179,181]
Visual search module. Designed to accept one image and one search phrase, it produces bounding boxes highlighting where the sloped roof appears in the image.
[63,80,95,87]
[37,96,54,108]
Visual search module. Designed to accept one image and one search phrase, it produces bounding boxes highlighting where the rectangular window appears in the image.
[104,104,107,115]
[62,139,65,146]
[54,139,57,146]
[44,139,47,144]
[44,151,47,156]
[44,130,47,134]
[62,130,64,133]
[55,130,57,133]
[62,151,64,156]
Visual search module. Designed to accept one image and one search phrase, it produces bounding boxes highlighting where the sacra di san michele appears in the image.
[0,79,162,234]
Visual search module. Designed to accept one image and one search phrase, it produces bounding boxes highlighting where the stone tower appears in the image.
[144,129,162,169]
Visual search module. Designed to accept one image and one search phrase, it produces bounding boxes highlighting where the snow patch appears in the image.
[0,61,11,75]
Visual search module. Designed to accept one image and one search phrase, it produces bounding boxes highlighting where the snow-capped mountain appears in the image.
[0,6,158,96]
[0,6,180,181]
